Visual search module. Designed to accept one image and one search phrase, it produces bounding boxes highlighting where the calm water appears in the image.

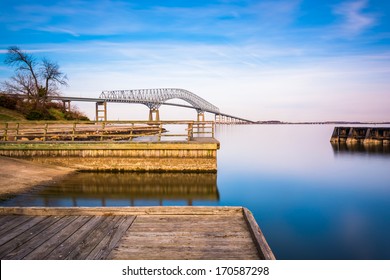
[1,125,390,260]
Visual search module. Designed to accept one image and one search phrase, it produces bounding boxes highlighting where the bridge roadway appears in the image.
[50,95,254,123]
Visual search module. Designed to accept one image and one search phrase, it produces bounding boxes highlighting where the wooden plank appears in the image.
[0,216,61,259]
[0,206,243,216]
[86,215,136,260]
[0,214,17,224]
[128,226,250,233]
[128,216,249,233]
[243,208,275,260]
[44,216,103,260]
[23,216,92,260]
[118,237,255,248]
[0,216,47,247]
[0,215,33,236]
[130,218,247,226]
[110,213,260,260]
[110,246,260,260]
[132,215,245,223]
[65,216,121,260]
[119,231,252,239]
[4,216,78,260]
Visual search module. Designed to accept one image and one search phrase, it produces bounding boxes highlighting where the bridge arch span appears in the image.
[99,88,220,114]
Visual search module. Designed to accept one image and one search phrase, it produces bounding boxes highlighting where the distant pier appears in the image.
[0,121,219,172]
[330,127,390,145]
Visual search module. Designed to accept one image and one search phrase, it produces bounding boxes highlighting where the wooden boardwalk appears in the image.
[0,207,275,260]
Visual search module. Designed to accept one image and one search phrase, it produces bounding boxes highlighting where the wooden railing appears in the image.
[0,120,215,142]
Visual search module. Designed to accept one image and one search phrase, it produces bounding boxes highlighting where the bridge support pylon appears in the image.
[62,100,71,112]
[197,112,205,122]
[215,114,221,124]
[96,101,107,122]
[149,109,160,122]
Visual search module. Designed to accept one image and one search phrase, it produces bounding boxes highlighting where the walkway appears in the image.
[0,207,275,260]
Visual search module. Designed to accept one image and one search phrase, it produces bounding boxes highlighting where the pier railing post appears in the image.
[100,122,106,141]
[72,123,76,141]
[187,122,193,141]
[43,123,48,141]
[158,123,163,141]
[3,123,8,141]
[15,123,19,141]
[129,122,134,141]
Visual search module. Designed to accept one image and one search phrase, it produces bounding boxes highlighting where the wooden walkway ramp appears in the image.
[0,207,275,260]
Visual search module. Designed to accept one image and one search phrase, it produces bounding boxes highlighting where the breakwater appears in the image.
[330,127,390,145]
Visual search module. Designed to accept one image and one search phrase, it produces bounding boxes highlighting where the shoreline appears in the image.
[0,156,75,199]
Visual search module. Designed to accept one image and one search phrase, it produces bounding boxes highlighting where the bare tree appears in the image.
[2,46,68,108]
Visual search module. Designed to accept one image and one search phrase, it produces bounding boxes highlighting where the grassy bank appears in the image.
[0,107,26,121]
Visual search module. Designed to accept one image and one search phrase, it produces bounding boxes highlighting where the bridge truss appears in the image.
[47,88,253,123]
[100,88,219,113]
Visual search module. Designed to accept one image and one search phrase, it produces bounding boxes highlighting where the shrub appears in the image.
[0,94,18,110]
[26,110,45,120]
[48,108,65,120]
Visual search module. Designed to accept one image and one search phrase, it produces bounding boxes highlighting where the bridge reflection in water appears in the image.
[0,173,219,207]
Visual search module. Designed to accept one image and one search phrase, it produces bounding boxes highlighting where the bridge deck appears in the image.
[0,207,274,260]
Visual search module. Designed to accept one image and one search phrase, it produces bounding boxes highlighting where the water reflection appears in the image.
[0,172,219,207]
[2,125,390,259]
[331,143,390,156]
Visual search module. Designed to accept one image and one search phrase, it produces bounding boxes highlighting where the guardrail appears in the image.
[0,120,215,142]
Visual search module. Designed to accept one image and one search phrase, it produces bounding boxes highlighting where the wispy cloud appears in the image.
[0,0,302,41]
[333,0,377,37]
[37,26,80,37]
[2,0,141,36]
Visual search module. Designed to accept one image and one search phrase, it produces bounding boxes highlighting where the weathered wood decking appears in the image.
[0,207,275,260]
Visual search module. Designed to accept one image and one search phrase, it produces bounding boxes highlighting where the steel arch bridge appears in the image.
[47,88,254,123]
[99,88,220,114]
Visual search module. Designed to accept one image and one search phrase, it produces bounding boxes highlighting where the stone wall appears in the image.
[0,141,219,172]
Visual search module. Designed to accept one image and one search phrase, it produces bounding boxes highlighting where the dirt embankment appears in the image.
[0,156,74,199]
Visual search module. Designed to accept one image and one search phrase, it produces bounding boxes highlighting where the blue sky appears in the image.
[0,0,389,121]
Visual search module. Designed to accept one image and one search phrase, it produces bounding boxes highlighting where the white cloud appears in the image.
[333,0,376,37]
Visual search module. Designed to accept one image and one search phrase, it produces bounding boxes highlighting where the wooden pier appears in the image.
[0,206,275,260]
[0,121,220,172]
[330,127,390,145]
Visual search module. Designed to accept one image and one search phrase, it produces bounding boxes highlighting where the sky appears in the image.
[0,0,389,122]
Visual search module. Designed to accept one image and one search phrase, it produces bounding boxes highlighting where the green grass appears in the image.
[0,114,17,121]
[0,107,26,121]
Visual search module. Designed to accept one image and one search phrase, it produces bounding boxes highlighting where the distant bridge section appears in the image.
[47,88,253,123]
[100,88,223,121]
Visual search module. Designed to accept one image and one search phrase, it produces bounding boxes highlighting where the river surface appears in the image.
[1,124,390,260]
